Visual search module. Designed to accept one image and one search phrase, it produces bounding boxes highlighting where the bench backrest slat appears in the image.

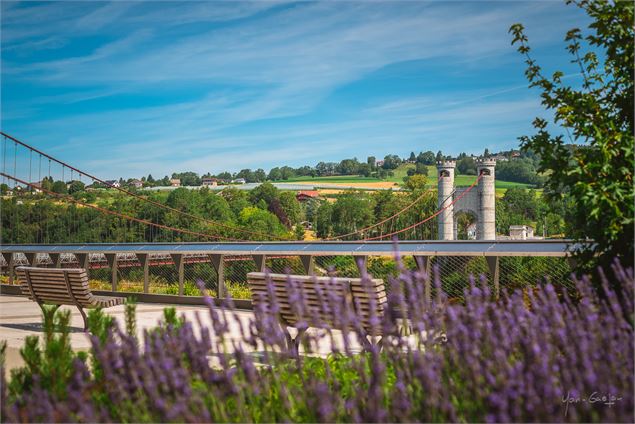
[247,272,386,332]
[16,267,96,307]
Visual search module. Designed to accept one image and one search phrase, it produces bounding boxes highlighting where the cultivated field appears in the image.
[287,164,534,191]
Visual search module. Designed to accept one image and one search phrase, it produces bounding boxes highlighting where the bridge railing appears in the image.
[0,241,581,307]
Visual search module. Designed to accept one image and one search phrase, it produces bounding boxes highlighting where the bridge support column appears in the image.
[137,254,149,293]
[413,255,433,304]
[105,254,118,292]
[49,253,61,268]
[25,253,37,267]
[486,256,500,299]
[252,255,266,273]
[2,253,15,285]
[171,254,184,296]
[300,255,314,274]
[209,254,225,298]
[75,253,90,279]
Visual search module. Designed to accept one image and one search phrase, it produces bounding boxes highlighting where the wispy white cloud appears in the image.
[2,1,590,178]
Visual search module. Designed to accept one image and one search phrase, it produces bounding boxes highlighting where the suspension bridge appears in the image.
[0,132,582,304]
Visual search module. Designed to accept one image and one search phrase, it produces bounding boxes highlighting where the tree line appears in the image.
[53,147,546,190]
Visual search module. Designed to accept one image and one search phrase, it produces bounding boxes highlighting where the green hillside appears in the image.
[284,175,383,183]
[282,163,534,192]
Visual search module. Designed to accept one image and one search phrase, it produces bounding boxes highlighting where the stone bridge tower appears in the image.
[436,159,496,240]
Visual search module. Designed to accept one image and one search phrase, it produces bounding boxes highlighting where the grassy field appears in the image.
[142,163,534,192]
[351,163,534,190]
[284,175,383,183]
[385,164,415,183]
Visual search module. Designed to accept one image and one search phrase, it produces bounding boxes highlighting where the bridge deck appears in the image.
[0,240,582,257]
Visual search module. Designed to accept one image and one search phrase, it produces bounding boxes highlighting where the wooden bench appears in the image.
[16,267,124,331]
[247,272,387,351]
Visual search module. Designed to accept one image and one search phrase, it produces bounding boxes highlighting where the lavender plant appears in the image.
[1,259,633,423]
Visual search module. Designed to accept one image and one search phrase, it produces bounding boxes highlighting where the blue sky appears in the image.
[2,1,589,179]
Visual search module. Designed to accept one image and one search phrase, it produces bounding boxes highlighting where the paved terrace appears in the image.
[1,295,230,370]
[0,294,366,371]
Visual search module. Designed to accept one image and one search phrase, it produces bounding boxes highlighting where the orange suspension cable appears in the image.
[0,132,283,240]
[364,173,483,241]
[325,177,441,241]
[1,172,234,241]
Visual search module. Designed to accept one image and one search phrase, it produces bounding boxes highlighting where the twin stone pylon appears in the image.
[436,159,496,240]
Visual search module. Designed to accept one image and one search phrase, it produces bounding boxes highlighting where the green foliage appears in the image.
[416,150,436,165]
[510,0,634,269]
[330,191,375,236]
[381,154,402,170]
[1,178,300,243]
[496,158,544,186]
[249,182,279,205]
[67,180,85,195]
[456,156,476,175]
[171,171,201,186]
[125,298,137,340]
[315,202,334,238]
[495,187,567,237]
[161,307,186,329]
[239,207,288,236]
[51,180,67,194]
[87,308,115,345]
[278,191,302,225]
[403,174,428,191]
[226,281,252,299]
[294,224,306,240]
[8,306,78,399]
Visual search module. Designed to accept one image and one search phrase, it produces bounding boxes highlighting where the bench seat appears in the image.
[16,267,124,330]
[248,272,387,351]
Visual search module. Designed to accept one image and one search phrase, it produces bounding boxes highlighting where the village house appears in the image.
[170,178,181,187]
[105,180,121,188]
[509,225,537,240]
[130,179,143,189]
[201,177,218,187]
[29,182,42,193]
[232,178,246,184]
[296,190,321,202]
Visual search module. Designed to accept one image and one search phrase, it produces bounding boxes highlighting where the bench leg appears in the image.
[376,337,384,352]
[76,305,89,331]
[285,328,307,355]
[361,335,383,352]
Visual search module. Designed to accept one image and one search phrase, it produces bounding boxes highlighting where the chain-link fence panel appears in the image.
[147,260,180,295]
[114,260,144,293]
[224,256,256,299]
[85,254,112,292]
[431,256,491,301]
[499,256,574,294]
[314,255,360,278]
[0,251,577,303]
[183,257,218,296]
[266,256,305,275]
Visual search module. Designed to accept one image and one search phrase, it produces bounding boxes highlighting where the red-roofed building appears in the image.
[296,190,321,202]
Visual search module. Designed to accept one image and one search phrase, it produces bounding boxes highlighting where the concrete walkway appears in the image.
[0,294,256,370]
[1,294,366,371]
